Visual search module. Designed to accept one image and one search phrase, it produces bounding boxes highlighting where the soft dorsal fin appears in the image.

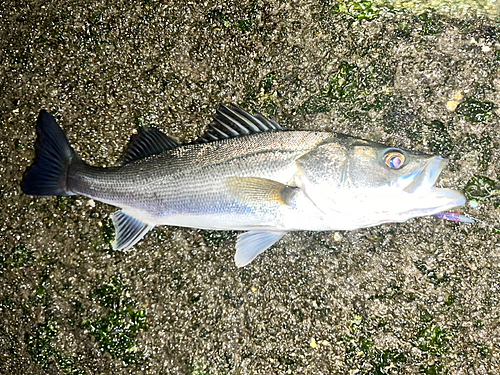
[195,103,284,143]
[120,126,179,165]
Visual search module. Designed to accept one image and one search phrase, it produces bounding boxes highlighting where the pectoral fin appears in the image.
[111,210,153,251]
[224,177,297,205]
[235,230,287,267]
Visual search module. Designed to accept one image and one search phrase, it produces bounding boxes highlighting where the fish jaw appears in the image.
[308,187,466,230]
[392,188,466,222]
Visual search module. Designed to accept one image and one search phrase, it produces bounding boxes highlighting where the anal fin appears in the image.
[235,231,287,267]
[111,210,153,251]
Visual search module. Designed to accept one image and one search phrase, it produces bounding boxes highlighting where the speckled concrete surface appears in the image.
[1,1,499,374]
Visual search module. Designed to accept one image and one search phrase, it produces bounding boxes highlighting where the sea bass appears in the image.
[21,104,466,266]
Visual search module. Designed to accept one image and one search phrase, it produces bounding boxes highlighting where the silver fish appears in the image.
[21,104,465,266]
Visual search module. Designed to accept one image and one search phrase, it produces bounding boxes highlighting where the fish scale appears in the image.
[68,131,330,228]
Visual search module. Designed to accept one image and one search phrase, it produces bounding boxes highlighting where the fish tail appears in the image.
[21,110,80,196]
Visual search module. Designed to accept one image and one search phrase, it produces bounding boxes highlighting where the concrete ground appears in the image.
[1,0,499,374]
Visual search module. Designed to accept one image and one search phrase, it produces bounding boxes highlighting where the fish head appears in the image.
[295,136,466,228]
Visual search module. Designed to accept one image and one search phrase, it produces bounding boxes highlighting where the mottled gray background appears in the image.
[1,0,499,374]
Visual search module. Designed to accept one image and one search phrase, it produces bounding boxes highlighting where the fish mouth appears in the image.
[403,156,449,194]
[398,156,466,214]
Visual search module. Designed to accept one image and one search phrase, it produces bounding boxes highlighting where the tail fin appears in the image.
[21,110,79,196]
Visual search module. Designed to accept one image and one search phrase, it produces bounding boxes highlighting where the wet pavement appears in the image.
[1,0,499,374]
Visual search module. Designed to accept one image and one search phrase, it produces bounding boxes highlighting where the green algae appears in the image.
[24,321,59,370]
[414,325,448,356]
[456,98,496,123]
[426,120,453,157]
[206,8,254,32]
[414,325,448,374]
[417,12,444,35]
[102,218,115,248]
[25,321,85,375]
[344,314,407,373]
[300,60,394,115]
[464,175,498,203]
[189,363,210,375]
[4,244,34,270]
[456,133,494,172]
[332,1,379,25]
[243,72,279,115]
[82,275,147,365]
[414,260,450,285]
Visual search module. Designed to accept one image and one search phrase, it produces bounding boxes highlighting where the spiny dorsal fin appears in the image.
[120,126,179,165]
[195,103,284,143]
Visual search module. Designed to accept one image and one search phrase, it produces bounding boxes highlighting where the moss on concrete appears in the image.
[1,0,499,374]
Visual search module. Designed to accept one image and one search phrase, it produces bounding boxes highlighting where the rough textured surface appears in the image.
[1,1,499,374]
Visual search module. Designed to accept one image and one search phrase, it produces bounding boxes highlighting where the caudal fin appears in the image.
[21,110,79,196]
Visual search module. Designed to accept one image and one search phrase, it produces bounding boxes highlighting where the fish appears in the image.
[21,104,466,267]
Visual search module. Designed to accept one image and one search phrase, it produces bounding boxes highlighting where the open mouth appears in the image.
[398,156,466,214]
[403,156,449,194]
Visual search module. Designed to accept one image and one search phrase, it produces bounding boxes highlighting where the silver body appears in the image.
[68,131,333,231]
[67,130,464,233]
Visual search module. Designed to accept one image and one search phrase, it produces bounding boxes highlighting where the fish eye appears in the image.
[383,151,405,169]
